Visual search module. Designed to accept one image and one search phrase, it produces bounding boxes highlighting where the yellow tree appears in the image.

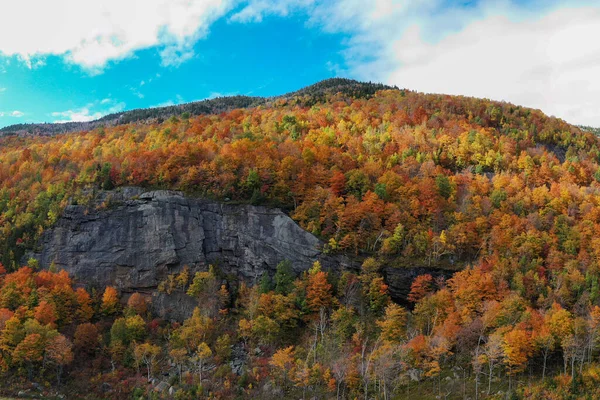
[169,347,188,384]
[196,342,212,382]
[178,307,214,352]
[545,302,574,374]
[502,328,533,390]
[377,303,408,344]
[133,342,161,381]
[101,286,120,316]
[270,346,296,390]
[187,266,223,318]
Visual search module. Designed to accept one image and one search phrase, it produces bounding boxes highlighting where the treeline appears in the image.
[0,79,394,137]
[578,125,600,136]
[0,96,264,137]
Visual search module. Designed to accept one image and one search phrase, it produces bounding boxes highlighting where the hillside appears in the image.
[0,78,394,137]
[1,80,600,399]
[579,125,600,136]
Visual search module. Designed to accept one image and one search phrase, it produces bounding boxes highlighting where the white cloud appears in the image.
[52,101,125,123]
[314,1,600,126]
[230,0,313,22]
[0,110,24,118]
[234,0,600,125]
[159,41,197,67]
[51,108,104,123]
[1,0,598,125]
[130,88,145,99]
[379,7,600,126]
[154,100,175,108]
[0,0,235,70]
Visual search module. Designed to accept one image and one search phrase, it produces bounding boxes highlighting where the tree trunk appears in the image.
[57,365,63,387]
[462,368,466,399]
[383,379,387,400]
[487,363,494,395]
[313,324,319,364]
[542,351,548,380]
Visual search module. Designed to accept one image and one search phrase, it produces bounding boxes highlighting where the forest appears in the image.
[1,81,600,398]
[0,79,392,137]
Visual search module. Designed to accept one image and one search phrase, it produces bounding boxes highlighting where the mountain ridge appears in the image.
[0,78,395,137]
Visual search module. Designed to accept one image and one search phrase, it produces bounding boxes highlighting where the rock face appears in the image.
[31,187,451,319]
[31,188,353,317]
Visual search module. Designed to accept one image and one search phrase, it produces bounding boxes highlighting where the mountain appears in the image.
[579,125,600,136]
[1,79,600,398]
[0,78,394,137]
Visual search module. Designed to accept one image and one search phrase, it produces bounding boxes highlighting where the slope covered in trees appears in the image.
[578,125,600,136]
[1,81,600,398]
[0,78,393,137]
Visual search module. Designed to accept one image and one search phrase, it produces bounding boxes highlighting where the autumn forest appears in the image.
[1,80,600,399]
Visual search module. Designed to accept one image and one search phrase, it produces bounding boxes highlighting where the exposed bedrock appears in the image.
[31,187,449,319]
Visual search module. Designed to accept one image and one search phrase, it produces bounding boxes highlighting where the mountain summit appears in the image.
[0,78,395,137]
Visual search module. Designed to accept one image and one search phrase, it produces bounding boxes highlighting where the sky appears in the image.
[0,0,599,128]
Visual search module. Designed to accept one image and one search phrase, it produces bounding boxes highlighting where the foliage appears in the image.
[1,81,600,398]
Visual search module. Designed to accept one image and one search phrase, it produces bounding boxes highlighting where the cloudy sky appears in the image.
[0,0,599,128]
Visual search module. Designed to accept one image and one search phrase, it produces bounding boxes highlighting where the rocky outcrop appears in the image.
[30,188,354,317]
[30,187,451,319]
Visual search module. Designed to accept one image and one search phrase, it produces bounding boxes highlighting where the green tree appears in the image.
[435,175,452,199]
[99,162,114,190]
[274,260,295,295]
[259,273,273,294]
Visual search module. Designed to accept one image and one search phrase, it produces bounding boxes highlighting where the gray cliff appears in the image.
[31,187,449,320]
[30,188,347,319]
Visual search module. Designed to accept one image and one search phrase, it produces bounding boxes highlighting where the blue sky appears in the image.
[0,15,347,126]
[1,0,599,127]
